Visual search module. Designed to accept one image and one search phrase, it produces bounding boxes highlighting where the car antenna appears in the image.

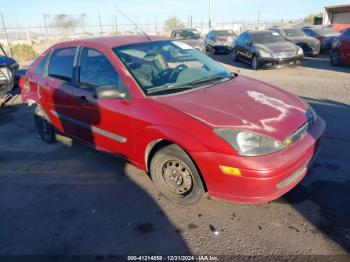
[114,5,152,41]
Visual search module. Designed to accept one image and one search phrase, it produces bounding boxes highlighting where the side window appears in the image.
[35,52,50,76]
[79,48,125,91]
[48,47,76,81]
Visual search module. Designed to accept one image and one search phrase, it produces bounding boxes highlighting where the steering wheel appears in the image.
[168,64,188,82]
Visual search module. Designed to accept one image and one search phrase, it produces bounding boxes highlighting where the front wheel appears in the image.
[330,50,341,66]
[251,55,260,70]
[150,144,205,205]
[232,49,239,62]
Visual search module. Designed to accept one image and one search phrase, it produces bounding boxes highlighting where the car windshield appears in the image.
[173,30,200,40]
[113,41,232,95]
[314,27,338,35]
[253,31,285,44]
[283,29,306,37]
[215,30,237,37]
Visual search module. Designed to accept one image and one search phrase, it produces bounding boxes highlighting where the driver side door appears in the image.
[69,47,134,156]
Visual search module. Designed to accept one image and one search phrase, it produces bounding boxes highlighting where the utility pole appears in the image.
[1,13,12,57]
[98,14,103,34]
[43,14,49,36]
[208,0,212,29]
[154,15,157,35]
[257,11,260,29]
[114,15,118,34]
[190,15,193,29]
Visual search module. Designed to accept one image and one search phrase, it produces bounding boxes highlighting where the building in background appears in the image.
[323,4,350,32]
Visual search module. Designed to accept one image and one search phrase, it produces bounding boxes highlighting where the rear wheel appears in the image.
[330,49,341,66]
[150,144,205,205]
[34,110,56,143]
[251,55,260,70]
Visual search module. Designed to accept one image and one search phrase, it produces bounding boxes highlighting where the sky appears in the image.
[0,0,348,26]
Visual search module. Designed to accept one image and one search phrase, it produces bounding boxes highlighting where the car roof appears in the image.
[172,28,198,32]
[51,35,169,49]
[249,30,274,34]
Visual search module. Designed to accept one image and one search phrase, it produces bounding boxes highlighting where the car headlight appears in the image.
[259,49,272,58]
[214,129,284,156]
[297,47,304,55]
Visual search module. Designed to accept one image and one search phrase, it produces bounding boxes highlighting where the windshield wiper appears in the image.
[189,74,234,86]
[147,84,194,95]
[147,73,236,96]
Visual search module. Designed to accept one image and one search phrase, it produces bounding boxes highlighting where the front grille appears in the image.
[273,51,296,59]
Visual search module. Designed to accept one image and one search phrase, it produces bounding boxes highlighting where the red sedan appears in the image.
[331,28,350,66]
[20,36,325,205]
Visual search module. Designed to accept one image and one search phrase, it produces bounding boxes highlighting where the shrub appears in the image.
[10,44,37,62]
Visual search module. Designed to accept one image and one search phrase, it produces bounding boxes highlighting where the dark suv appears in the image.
[302,26,340,52]
[271,28,320,56]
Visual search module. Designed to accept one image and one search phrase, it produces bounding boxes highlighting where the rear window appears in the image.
[48,47,76,81]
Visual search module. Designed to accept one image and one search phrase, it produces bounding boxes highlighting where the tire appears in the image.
[330,50,341,66]
[0,66,15,96]
[34,109,56,143]
[232,49,239,62]
[150,144,205,205]
[251,55,260,70]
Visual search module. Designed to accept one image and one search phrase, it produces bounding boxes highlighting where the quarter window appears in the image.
[79,48,119,89]
[48,47,76,81]
[35,52,50,76]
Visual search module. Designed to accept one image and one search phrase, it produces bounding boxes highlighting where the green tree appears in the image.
[163,17,185,33]
[50,14,80,34]
[10,44,37,62]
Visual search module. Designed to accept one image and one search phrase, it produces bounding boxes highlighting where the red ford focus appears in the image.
[20,36,325,205]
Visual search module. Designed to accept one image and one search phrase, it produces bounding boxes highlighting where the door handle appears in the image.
[78,96,88,104]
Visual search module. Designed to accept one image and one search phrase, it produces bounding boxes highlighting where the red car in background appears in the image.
[20,36,325,205]
[331,28,350,66]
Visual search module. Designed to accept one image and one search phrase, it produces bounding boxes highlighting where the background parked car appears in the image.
[0,44,18,98]
[302,26,340,52]
[232,30,304,70]
[330,28,350,66]
[170,29,205,52]
[271,28,321,56]
[205,30,237,54]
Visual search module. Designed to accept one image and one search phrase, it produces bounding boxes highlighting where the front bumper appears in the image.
[260,55,304,68]
[214,45,233,53]
[192,117,326,203]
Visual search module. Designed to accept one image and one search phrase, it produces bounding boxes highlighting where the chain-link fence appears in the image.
[0,13,289,63]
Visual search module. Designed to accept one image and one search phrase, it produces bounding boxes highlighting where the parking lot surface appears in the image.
[0,54,350,255]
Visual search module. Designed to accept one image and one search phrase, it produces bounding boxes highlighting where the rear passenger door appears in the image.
[69,47,133,155]
[45,47,77,135]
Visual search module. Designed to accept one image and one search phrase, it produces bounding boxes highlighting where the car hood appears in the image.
[256,42,298,54]
[152,76,309,141]
[179,39,202,47]
[286,36,319,45]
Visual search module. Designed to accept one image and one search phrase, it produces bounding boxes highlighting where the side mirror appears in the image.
[93,85,127,99]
